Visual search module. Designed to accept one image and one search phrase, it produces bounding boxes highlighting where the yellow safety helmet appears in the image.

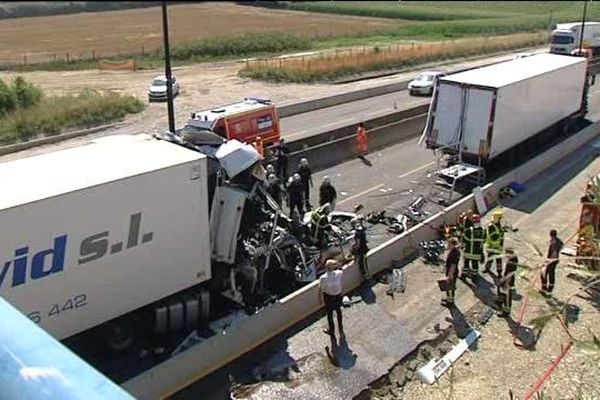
[492,209,504,220]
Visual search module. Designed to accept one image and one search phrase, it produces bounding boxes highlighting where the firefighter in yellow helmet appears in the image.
[461,213,485,280]
[484,209,506,278]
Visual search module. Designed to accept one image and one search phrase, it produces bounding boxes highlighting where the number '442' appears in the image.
[48,294,87,317]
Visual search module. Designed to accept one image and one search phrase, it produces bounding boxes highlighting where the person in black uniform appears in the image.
[442,237,460,306]
[275,138,290,185]
[297,158,313,211]
[266,173,284,208]
[319,176,337,209]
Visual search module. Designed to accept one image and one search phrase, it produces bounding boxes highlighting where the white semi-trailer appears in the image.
[0,135,212,347]
[550,22,600,55]
[423,53,589,170]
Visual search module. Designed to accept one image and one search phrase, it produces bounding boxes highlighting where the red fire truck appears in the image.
[188,98,281,146]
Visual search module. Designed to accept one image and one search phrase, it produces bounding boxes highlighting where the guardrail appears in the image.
[0,123,123,157]
[278,81,409,118]
[0,297,134,400]
[122,111,600,400]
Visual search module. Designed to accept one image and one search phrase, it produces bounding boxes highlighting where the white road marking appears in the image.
[322,118,354,128]
[398,161,435,179]
[284,130,307,140]
[338,183,384,205]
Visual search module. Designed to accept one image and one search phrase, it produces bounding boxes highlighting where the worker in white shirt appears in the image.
[319,259,344,338]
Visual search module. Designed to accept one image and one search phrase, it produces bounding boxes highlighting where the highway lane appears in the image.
[279,47,547,142]
[280,90,429,141]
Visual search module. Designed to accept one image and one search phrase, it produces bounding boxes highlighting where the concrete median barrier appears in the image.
[288,109,427,172]
[284,104,429,154]
[278,81,410,118]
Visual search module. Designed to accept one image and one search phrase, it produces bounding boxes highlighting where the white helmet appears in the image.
[322,175,330,184]
[266,164,275,174]
[300,158,308,166]
[268,173,277,183]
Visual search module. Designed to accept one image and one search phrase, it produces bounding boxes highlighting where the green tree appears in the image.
[0,78,17,115]
[11,76,42,109]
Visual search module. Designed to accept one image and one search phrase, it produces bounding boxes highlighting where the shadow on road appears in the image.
[326,334,357,370]
[503,143,599,214]
[358,155,373,167]
[446,304,473,340]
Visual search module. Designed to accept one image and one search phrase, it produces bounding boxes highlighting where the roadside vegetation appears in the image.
[2,2,599,73]
[240,32,548,83]
[0,77,144,145]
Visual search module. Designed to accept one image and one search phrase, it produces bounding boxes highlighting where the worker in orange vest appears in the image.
[253,136,265,158]
[356,122,368,157]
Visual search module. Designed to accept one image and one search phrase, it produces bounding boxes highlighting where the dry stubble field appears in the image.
[0,2,397,64]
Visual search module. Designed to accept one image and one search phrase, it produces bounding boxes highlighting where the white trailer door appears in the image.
[461,88,494,158]
[432,82,463,149]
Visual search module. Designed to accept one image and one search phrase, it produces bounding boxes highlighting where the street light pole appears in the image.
[579,0,588,54]
[162,0,175,133]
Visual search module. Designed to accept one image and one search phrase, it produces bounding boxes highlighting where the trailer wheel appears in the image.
[103,320,136,352]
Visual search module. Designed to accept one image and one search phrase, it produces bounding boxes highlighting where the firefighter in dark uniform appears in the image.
[484,209,506,277]
[266,173,284,208]
[498,247,519,317]
[319,176,337,209]
[461,213,485,280]
[297,158,313,211]
[310,203,332,250]
[352,218,369,279]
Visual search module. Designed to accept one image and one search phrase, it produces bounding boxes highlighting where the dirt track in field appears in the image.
[0,2,397,64]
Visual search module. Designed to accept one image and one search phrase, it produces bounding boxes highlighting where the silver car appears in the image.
[148,75,180,102]
[408,70,445,96]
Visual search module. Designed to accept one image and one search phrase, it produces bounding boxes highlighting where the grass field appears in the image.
[2,2,599,72]
[0,3,395,66]
[264,1,600,39]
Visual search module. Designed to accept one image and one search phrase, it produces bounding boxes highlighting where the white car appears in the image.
[148,75,180,101]
[408,70,445,96]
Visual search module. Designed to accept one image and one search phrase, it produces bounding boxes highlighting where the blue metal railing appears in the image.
[0,297,134,400]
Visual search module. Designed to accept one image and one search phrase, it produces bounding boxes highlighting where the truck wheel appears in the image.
[103,320,136,352]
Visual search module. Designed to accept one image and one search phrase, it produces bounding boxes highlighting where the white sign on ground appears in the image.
[417,329,481,385]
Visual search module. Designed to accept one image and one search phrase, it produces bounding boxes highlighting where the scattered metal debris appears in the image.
[419,240,446,264]
[386,269,407,298]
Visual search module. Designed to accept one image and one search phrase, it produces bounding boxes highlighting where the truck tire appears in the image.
[103,320,136,352]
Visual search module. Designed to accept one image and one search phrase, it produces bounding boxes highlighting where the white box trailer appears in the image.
[0,134,211,340]
[551,22,600,55]
[424,53,587,165]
